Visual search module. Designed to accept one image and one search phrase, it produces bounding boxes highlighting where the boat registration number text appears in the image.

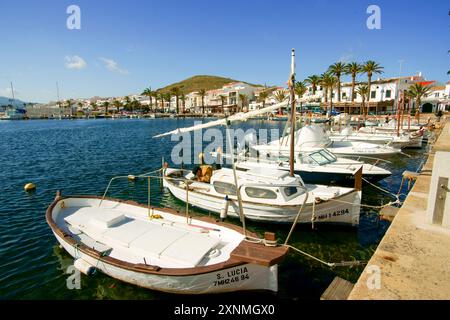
[317,208,350,220]
[213,266,249,287]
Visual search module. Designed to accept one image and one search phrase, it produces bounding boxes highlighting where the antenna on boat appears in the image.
[288,48,296,177]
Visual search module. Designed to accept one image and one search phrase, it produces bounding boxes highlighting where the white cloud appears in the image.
[99,57,129,75]
[65,55,87,69]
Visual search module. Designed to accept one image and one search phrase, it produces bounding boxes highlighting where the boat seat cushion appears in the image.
[160,233,220,267]
[129,226,188,258]
[88,211,126,229]
[64,207,126,230]
[102,219,158,248]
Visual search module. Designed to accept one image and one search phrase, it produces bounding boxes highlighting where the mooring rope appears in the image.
[285,245,367,268]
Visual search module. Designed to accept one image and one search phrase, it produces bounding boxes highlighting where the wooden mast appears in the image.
[289,49,296,177]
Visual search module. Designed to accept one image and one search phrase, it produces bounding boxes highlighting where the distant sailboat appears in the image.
[1,82,25,120]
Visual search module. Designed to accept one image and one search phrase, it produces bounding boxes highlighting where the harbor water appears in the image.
[0,119,427,299]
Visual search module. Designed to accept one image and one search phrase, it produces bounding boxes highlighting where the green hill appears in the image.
[156,75,262,94]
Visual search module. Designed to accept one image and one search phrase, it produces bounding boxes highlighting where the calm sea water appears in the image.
[0,119,426,300]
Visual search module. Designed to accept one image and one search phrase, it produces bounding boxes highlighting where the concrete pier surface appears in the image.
[348,119,450,300]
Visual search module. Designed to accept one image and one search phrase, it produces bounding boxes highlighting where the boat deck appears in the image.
[57,204,238,269]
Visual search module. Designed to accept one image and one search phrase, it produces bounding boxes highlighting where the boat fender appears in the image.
[24,183,36,192]
[60,201,66,209]
[128,175,136,181]
[220,196,229,221]
[314,197,323,204]
[74,258,96,276]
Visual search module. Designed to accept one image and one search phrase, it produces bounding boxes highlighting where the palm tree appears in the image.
[142,87,153,108]
[158,93,165,113]
[124,96,131,111]
[238,93,248,112]
[356,85,369,120]
[327,76,338,114]
[103,101,110,115]
[164,93,172,113]
[305,75,321,95]
[219,95,227,112]
[345,62,363,102]
[362,61,384,102]
[77,102,83,117]
[90,101,97,112]
[328,62,346,102]
[258,91,269,109]
[170,86,182,114]
[320,72,331,103]
[274,90,287,115]
[407,83,431,114]
[294,81,308,115]
[198,89,207,115]
[66,99,73,117]
[180,93,186,113]
[113,99,121,114]
[152,91,159,111]
[321,73,337,114]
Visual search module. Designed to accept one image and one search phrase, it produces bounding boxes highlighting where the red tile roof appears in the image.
[416,81,436,86]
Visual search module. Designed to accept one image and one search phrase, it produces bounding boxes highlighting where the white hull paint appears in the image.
[164,179,361,226]
[54,233,278,294]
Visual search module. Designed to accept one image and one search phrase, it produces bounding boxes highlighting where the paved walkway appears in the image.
[348,120,450,300]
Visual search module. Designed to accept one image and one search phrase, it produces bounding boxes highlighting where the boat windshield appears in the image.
[307,150,337,165]
[245,187,278,199]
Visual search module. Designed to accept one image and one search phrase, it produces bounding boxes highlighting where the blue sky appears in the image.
[0,0,448,103]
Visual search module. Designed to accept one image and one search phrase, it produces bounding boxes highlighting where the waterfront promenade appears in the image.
[348,119,450,299]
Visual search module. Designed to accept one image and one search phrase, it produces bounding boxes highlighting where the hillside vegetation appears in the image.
[156,75,262,94]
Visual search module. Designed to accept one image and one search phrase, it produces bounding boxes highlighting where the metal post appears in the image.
[225,122,246,236]
[148,176,151,217]
[186,183,189,224]
[289,48,296,177]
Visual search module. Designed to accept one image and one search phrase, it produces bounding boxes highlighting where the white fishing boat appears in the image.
[163,167,362,226]
[0,107,26,120]
[226,148,391,185]
[156,51,362,227]
[253,125,402,157]
[329,126,423,149]
[46,191,288,294]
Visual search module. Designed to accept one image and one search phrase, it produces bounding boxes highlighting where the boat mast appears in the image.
[9,82,15,110]
[289,49,296,177]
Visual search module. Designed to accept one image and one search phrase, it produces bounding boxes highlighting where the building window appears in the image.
[342,92,347,98]
[371,91,376,99]
[385,90,391,98]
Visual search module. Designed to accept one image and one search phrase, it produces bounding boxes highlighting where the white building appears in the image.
[421,82,450,113]
[300,74,448,114]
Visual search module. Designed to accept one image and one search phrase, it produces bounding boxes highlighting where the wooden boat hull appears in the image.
[47,196,287,294]
[54,232,278,294]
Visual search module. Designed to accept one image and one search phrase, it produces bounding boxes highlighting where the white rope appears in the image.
[244,235,278,247]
